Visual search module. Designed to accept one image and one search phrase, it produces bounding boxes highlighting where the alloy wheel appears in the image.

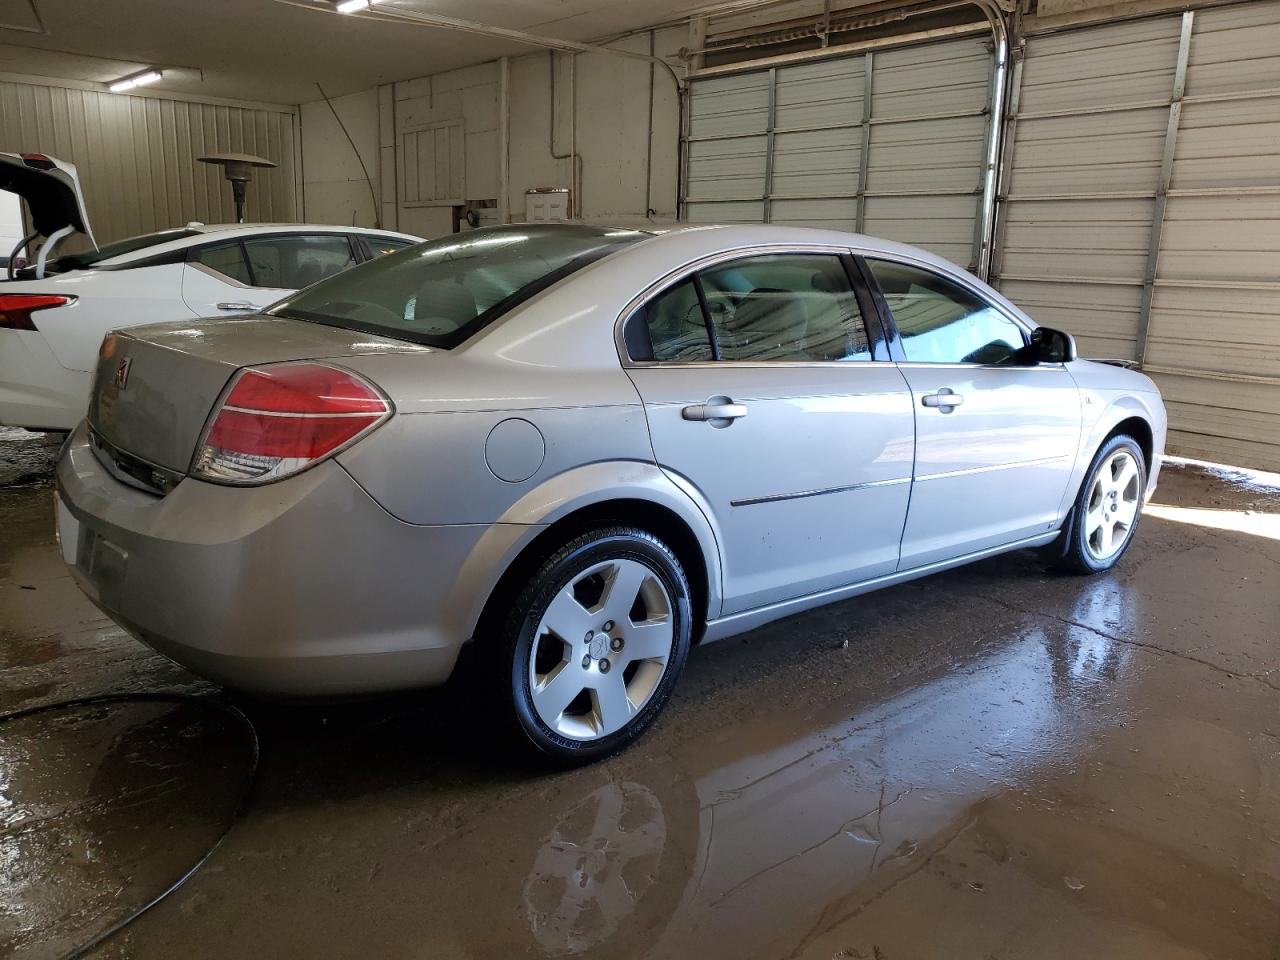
[1084,449,1141,561]
[528,558,674,741]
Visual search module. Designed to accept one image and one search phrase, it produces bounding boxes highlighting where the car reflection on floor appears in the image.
[1,453,1278,959]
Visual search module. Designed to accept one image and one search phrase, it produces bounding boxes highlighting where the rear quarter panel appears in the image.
[34,265,195,371]
[334,353,655,526]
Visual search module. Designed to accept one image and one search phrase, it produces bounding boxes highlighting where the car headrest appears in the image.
[720,288,804,333]
[414,278,478,332]
[291,261,324,289]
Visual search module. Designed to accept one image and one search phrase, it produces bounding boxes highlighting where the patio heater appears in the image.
[198,152,277,223]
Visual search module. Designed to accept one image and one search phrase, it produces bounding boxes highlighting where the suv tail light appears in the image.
[0,294,75,330]
[192,362,391,485]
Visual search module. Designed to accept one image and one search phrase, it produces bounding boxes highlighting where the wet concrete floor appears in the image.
[1,424,1278,958]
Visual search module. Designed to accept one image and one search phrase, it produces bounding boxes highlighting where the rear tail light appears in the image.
[191,362,391,485]
[0,294,75,330]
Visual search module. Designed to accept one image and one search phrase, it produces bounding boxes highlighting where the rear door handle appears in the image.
[216,301,256,311]
[922,388,964,411]
[682,396,748,427]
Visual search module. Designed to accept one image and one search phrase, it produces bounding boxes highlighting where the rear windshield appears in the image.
[269,224,646,348]
[48,228,201,271]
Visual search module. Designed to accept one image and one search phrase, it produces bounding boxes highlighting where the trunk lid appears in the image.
[88,314,430,476]
[0,152,96,249]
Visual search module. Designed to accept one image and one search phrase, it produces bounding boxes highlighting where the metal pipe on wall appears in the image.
[645,30,656,219]
[571,53,578,215]
[499,57,510,223]
[548,51,583,218]
[972,0,1009,281]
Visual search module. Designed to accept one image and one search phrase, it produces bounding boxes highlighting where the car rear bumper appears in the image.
[56,422,525,696]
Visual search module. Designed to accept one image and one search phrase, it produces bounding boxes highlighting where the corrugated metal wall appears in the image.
[684,35,993,269]
[1148,2,1280,471]
[993,17,1177,357]
[0,80,298,244]
[993,1,1280,470]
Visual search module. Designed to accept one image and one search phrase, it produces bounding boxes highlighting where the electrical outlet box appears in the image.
[525,188,571,222]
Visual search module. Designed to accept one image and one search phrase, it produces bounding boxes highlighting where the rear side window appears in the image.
[244,235,356,289]
[365,236,417,258]
[628,253,872,363]
[639,280,713,362]
[193,241,250,285]
[866,259,1025,365]
[700,255,871,362]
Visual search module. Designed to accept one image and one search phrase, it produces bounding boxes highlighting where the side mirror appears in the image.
[1028,326,1076,364]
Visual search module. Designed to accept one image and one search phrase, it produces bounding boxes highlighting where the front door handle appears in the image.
[922,388,964,412]
[683,396,748,428]
[216,301,257,311]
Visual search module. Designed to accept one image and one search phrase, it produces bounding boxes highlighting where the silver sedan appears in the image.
[56,223,1167,764]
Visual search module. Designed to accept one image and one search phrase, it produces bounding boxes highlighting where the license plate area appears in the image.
[74,523,129,604]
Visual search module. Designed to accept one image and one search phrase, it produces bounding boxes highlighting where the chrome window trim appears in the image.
[615,243,1038,369]
[624,360,895,371]
[892,361,1068,372]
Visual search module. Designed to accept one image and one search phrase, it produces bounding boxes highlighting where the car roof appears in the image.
[90,223,422,267]
[470,222,1036,359]
[189,222,418,237]
[627,222,952,265]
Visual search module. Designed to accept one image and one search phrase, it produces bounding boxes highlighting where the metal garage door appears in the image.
[684,35,995,270]
[994,2,1280,470]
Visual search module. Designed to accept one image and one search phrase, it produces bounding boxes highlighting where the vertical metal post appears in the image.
[390,86,400,230]
[292,110,305,222]
[975,13,1009,281]
[644,31,655,219]
[763,66,777,223]
[1136,9,1193,366]
[855,51,874,234]
[679,19,702,223]
[988,40,1024,285]
[969,43,998,273]
[499,57,510,224]
[679,81,691,221]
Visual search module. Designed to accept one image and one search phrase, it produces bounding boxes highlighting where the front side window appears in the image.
[244,235,357,289]
[271,224,642,348]
[700,255,871,362]
[866,259,1025,365]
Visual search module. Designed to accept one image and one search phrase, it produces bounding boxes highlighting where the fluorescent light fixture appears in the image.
[336,0,371,12]
[109,69,162,93]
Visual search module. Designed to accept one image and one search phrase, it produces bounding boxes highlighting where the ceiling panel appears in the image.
[0,0,709,105]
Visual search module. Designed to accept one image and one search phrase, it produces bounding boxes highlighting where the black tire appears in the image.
[1052,433,1147,575]
[491,526,692,766]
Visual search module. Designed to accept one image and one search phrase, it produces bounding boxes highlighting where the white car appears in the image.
[0,152,420,430]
